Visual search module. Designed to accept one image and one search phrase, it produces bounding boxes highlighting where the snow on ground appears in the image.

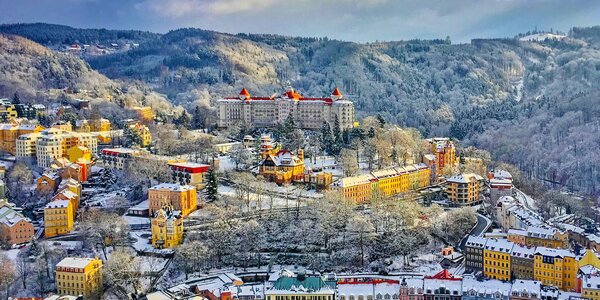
[124,215,151,226]
[2,248,21,262]
[519,33,566,42]
[130,231,153,251]
[138,256,169,273]
[87,190,128,207]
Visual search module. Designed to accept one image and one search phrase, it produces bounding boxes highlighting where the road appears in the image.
[457,213,492,251]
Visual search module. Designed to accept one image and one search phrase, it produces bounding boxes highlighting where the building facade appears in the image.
[483,238,514,281]
[582,276,600,300]
[16,128,98,168]
[0,202,34,245]
[489,170,513,204]
[533,247,578,291]
[445,173,485,206]
[465,236,487,274]
[511,245,535,280]
[507,227,569,249]
[151,207,184,249]
[217,87,354,130]
[333,164,430,203]
[55,257,103,299]
[148,183,197,217]
[0,122,44,155]
[169,162,210,190]
[425,138,457,177]
[44,200,74,238]
[265,271,335,300]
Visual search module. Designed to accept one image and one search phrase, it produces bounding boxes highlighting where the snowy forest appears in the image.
[1,24,600,195]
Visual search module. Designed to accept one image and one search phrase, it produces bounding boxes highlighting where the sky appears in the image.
[1,0,600,43]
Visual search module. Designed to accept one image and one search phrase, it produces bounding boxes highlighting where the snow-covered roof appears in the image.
[465,236,487,248]
[149,183,195,192]
[337,282,400,297]
[462,276,511,297]
[0,206,28,227]
[511,280,541,296]
[45,200,71,209]
[446,173,484,184]
[483,238,514,253]
[511,244,535,259]
[583,275,600,290]
[492,169,512,180]
[534,247,575,258]
[56,257,98,269]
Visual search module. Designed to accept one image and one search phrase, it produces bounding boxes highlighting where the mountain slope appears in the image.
[0,34,178,123]
[2,24,600,195]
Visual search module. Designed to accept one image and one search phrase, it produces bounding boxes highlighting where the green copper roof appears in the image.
[273,276,329,291]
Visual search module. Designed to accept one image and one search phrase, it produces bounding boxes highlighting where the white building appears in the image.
[217,87,354,130]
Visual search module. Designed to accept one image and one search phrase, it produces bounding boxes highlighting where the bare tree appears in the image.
[103,249,142,298]
[346,214,375,268]
[340,148,359,176]
[174,240,211,280]
[79,209,130,259]
[0,254,15,300]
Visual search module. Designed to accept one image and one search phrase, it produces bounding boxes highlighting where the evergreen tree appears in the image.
[320,121,333,154]
[123,126,143,147]
[376,114,386,128]
[205,169,218,202]
[175,111,191,129]
[192,106,203,129]
[11,92,20,105]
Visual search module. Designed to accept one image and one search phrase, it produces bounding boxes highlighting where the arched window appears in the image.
[384,294,391,300]
[376,294,382,300]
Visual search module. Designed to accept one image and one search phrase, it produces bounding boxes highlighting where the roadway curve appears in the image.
[458,213,492,251]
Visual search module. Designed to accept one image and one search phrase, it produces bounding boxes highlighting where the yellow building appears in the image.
[67,145,92,163]
[133,106,155,122]
[507,226,569,249]
[0,123,43,155]
[16,128,98,168]
[582,276,600,300]
[533,247,578,291]
[445,173,485,206]
[579,249,600,270]
[483,238,514,281]
[129,123,152,147]
[333,164,430,203]
[44,199,74,238]
[148,183,197,217]
[151,207,183,249]
[259,149,305,185]
[0,103,18,121]
[426,137,457,176]
[90,118,111,132]
[55,257,103,299]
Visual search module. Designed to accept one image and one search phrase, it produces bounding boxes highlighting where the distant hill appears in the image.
[0,33,177,123]
[0,23,160,45]
[2,24,600,195]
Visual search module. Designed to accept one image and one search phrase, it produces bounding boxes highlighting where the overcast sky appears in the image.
[1,0,599,43]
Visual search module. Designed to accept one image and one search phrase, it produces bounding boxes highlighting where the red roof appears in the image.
[425,269,461,280]
[284,90,302,99]
[332,87,343,96]
[239,88,250,97]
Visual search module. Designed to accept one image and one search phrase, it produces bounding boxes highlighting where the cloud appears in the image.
[2,0,600,42]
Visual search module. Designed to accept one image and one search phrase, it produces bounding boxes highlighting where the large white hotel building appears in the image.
[216,87,355,130]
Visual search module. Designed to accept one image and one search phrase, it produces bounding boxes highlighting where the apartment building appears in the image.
[55,257,103,298]
[148,183,197,217]
[445,173,485,206]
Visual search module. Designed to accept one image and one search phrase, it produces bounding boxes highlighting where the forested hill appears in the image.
[0,23,159,45]
[2,24,600,195]
[0,33,178,124]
